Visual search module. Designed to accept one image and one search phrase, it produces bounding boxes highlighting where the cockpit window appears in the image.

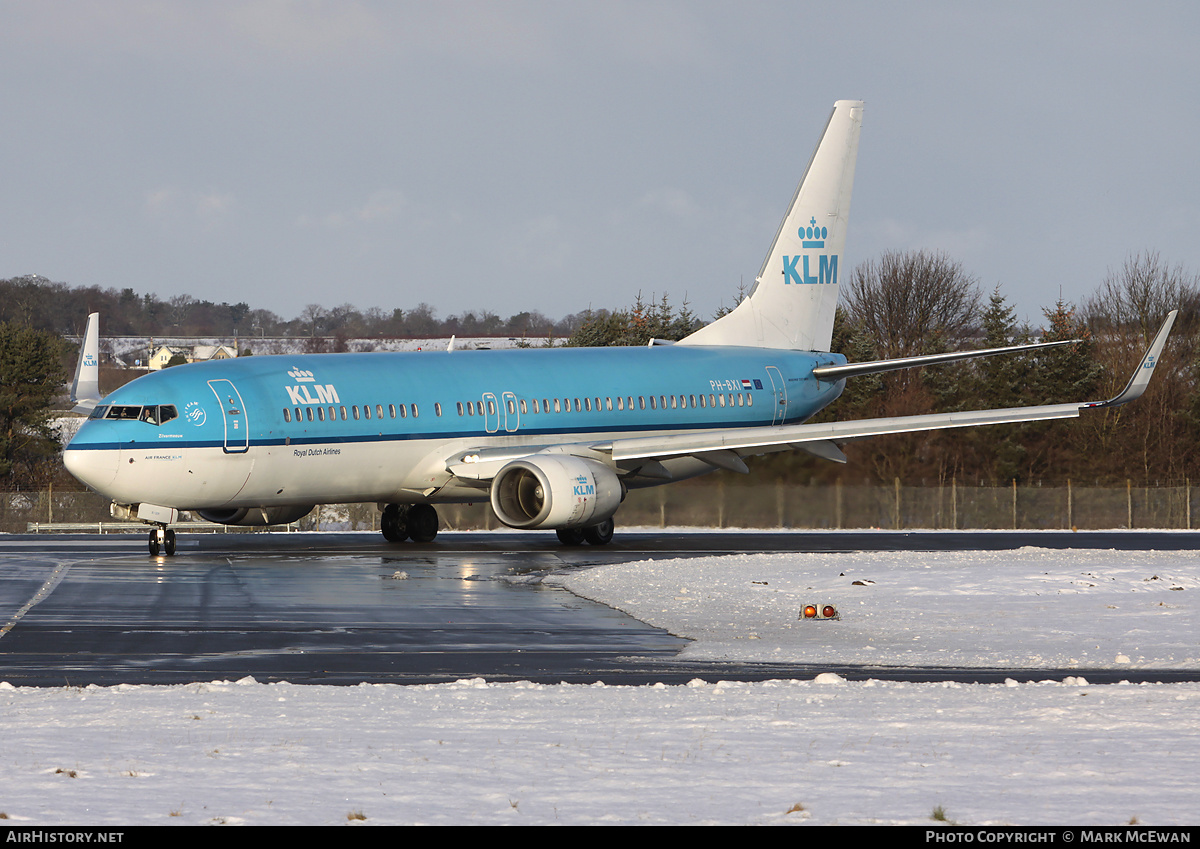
[95,404,179,425]
[106,405,142,420]
[139,405,179,426]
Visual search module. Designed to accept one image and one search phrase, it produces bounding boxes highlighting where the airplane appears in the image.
[63,100,1177,556]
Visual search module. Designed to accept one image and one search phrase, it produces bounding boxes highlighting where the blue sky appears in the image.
[3,1,1197,327]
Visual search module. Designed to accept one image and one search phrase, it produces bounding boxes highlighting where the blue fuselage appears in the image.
[64,345,846,510]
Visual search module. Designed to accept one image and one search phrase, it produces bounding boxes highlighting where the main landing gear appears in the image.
[148,525,176,556]
[555,517,615,546]
[381,503,439,544]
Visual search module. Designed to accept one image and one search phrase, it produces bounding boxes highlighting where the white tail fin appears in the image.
[679,100,863,351]
[70,312,101,414]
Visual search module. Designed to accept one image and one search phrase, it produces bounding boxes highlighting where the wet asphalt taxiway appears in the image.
[3,530,1200,686]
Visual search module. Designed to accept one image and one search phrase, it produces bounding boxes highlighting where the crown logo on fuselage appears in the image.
[288,367,316,382]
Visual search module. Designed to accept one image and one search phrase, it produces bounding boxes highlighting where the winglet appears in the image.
[1087,310,1178,409]
[70,312,102,414]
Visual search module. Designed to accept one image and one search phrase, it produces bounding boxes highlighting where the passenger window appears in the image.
[377,404,384,419]
[650,396,657,410]
[617,397,624,411]
[353,406,360,420]
[295,407,302,421]
[746,394,753,407]
[506,400,514,415]
[388,404,395,418]
[436,402,443,417]
[317,407,325,421]
[457,402,464,416]
[520,399,527,414]
[639,396,646,410]
[283,408,291,423]
[553,398,561,413]
[411,404,418,417]
[364,405,371,419]
[340,406,348,420]
[306,407,314,421]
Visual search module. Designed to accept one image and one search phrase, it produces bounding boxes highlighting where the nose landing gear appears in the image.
[148,525,176,557]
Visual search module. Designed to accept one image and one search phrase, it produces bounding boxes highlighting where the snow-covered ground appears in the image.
[1,545,1197,826]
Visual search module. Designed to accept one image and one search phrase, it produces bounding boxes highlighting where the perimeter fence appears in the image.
[5,480,1198,534]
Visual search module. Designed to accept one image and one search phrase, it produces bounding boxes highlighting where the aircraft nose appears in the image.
[63,445,119,491]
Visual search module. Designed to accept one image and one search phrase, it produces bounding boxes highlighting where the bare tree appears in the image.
[1085,251,1200,345]
[1081,252,1200,482]
[843,250,982,360]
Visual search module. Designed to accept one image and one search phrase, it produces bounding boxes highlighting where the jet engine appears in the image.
[194,505,315,526]
[490,455,623,530]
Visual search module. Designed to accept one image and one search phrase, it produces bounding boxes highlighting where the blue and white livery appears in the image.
[63,101,1176,555]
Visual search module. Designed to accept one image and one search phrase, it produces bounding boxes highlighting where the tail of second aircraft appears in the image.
[679,99,863,352]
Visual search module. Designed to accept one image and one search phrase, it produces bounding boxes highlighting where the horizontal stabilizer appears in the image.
[812,338,1079,381]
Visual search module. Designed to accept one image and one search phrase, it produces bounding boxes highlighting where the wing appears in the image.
[602,310,1177,471]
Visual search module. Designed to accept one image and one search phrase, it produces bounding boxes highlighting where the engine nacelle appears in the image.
[194,505,315,526]
[490,455,623,530]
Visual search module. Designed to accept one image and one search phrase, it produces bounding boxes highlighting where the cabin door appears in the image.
[208,379,249,453]
[501,392,520,433]
[482,393,500,434]
[765,366,787,425]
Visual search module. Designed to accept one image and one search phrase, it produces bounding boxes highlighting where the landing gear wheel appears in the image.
[148,527,176,556]
[583,518,614,545]
[555,527,586,546]
[407,504,439,543]
[381,504,409,543]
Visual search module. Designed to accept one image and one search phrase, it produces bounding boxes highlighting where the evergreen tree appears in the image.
[0,323,69,485]
[565,293,701,347]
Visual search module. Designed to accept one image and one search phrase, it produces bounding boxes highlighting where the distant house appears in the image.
[148,344,238,370]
